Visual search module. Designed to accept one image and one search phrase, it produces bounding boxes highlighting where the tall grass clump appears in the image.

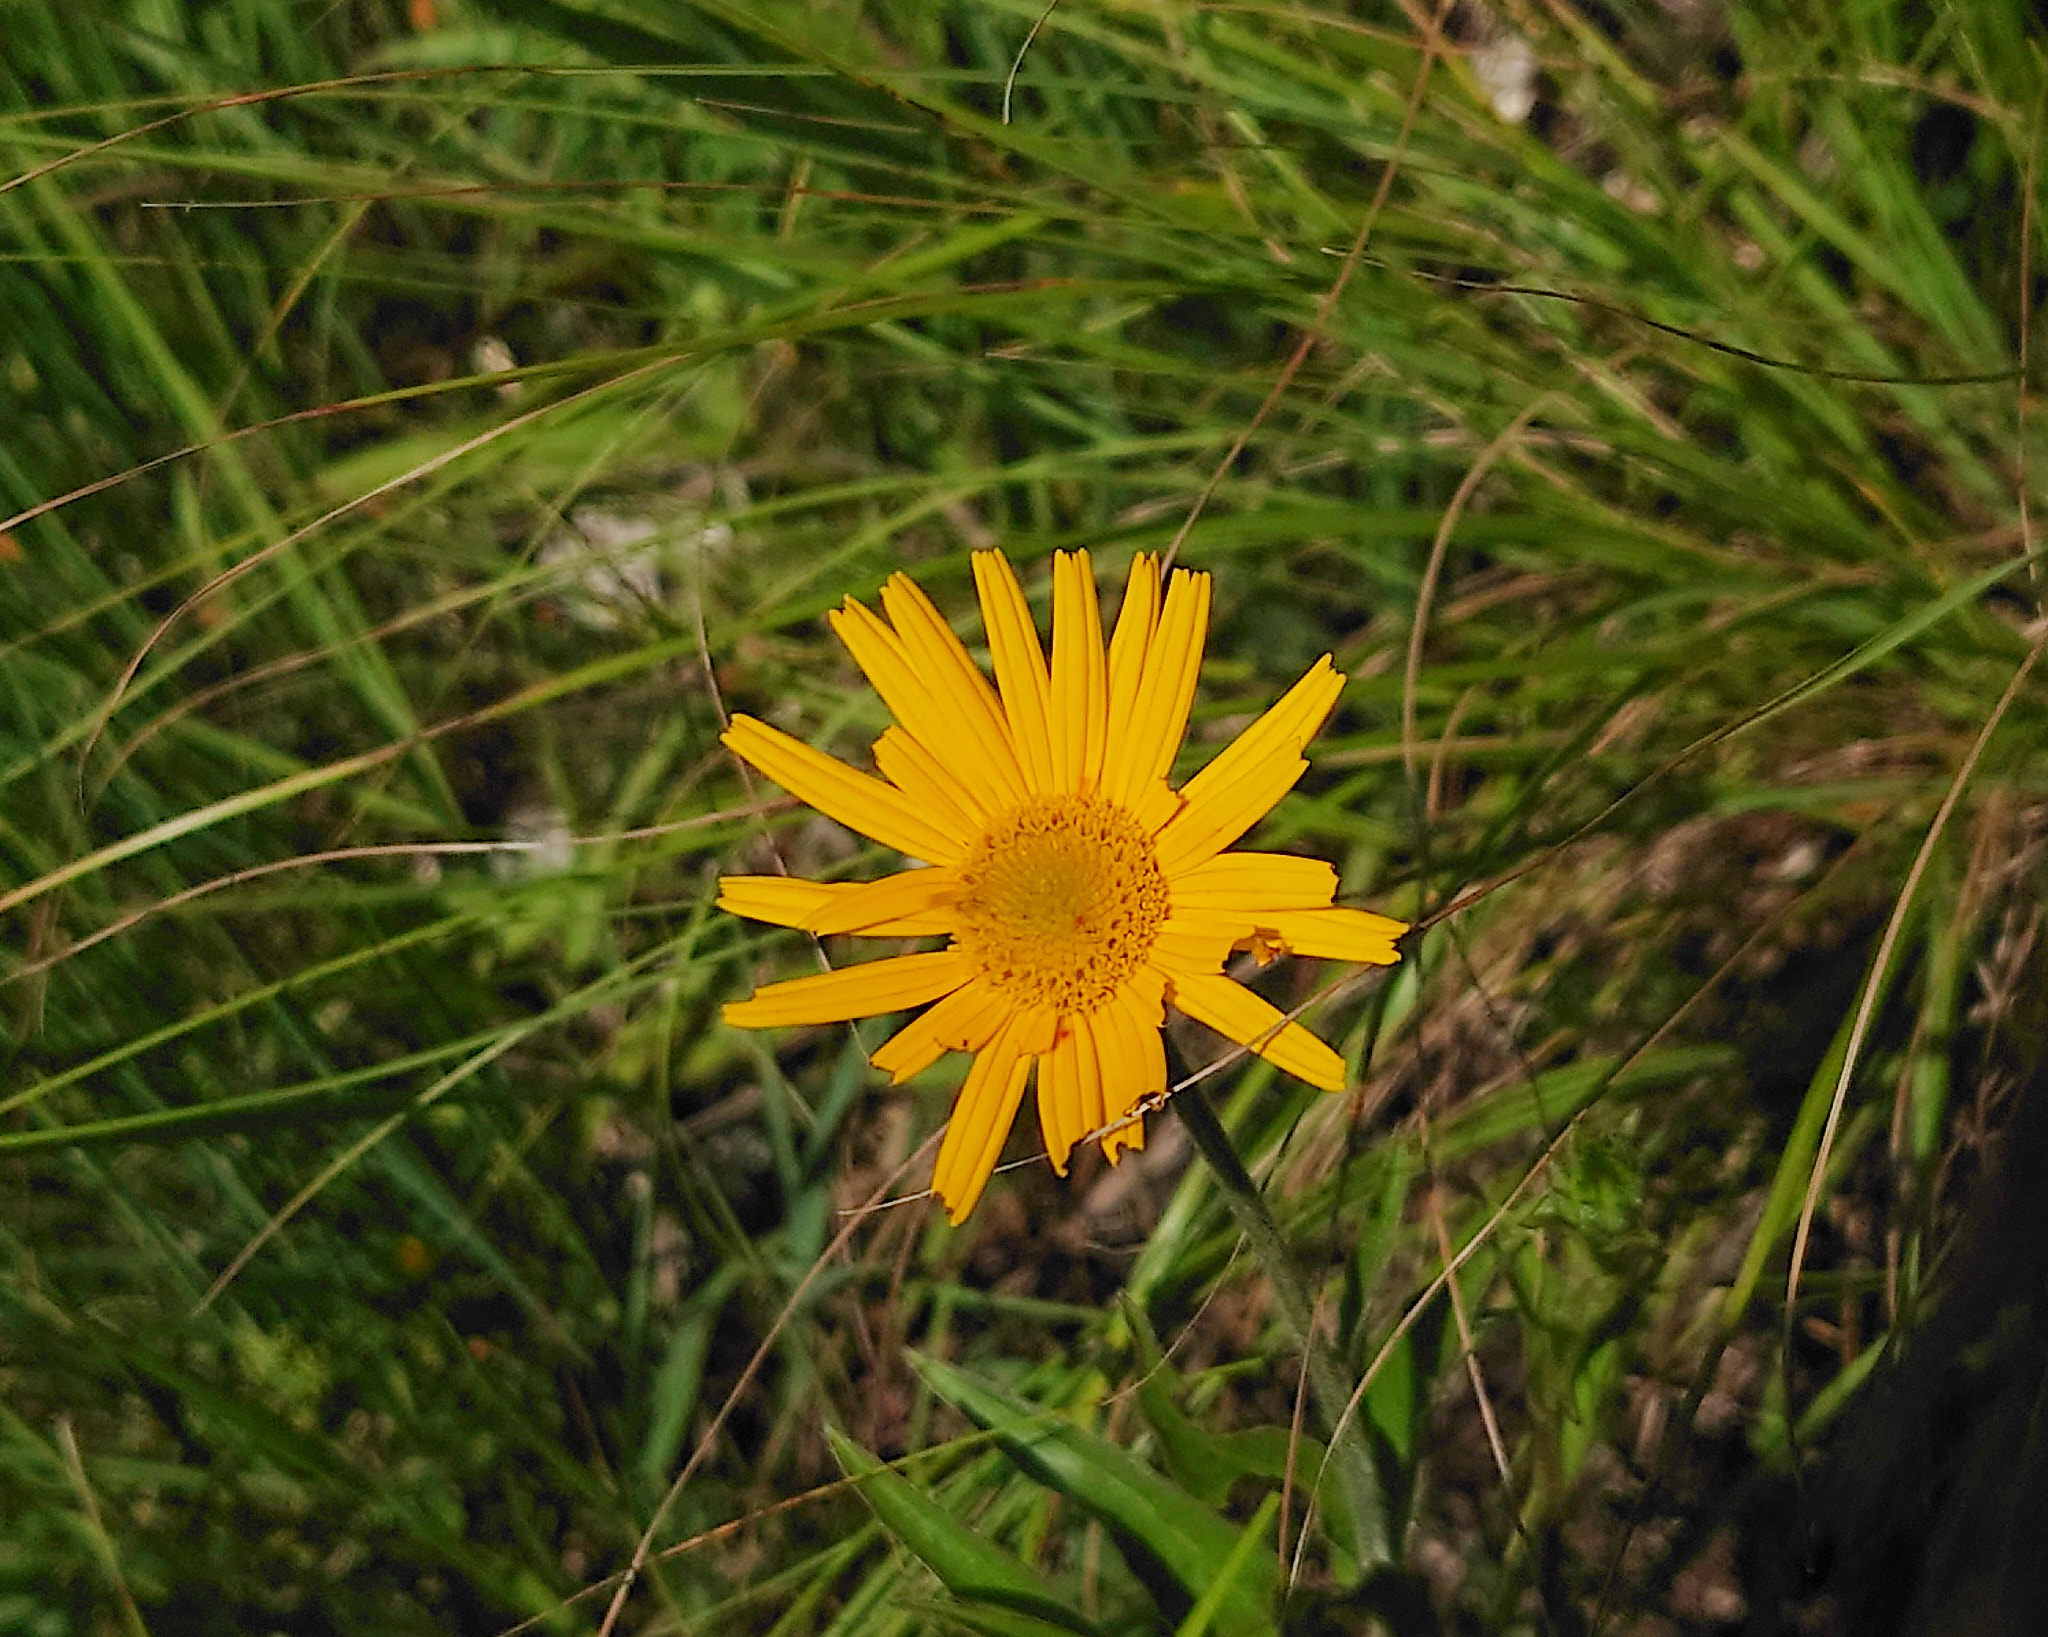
[3,1,2045,1632]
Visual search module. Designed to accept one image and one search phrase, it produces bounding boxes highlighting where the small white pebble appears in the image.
[1472,32,1538,125]
[470,334,519,399]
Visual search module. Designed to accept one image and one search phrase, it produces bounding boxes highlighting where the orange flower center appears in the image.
[952,794,1169,1014]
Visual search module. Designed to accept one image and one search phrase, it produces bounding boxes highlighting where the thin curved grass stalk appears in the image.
[192,934,683,1314]
[0,68,509,201]
[195,1030,528,1317]
[1000,0,1065,127]
[82,356,684,783]
[10,4,2044,1626]
[1402,395,1557,782]
[1,643,716,924]
[1782,620,2048,1336]
[497,1439,1004,1637]
[1418,538,2048,933]
[1160,0,1460,576]
[56,1419,149,1637]
[593,1129,944,1635]
[4,804,767,985]
[1172,1072,1390,1568]
[1295,1084,1579,1590]
[1291,828,1884,1589]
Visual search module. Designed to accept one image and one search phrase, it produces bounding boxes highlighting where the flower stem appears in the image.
[1172,1070,1390,1569]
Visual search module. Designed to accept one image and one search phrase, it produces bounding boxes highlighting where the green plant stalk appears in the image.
[1172,1072,1390,1568]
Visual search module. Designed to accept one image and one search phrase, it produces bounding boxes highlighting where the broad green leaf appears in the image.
[908,1352,1278,1637]
[1124,1300,1363,1561]
[903,1599,1102,1637]
[826,1426,1098,1635]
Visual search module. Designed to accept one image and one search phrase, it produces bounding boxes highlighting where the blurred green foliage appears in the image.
[3,0,2045,1632]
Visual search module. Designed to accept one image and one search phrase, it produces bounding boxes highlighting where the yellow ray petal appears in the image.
[1128,779,1183,836]
[716,876,946,942]
[1125,960,1167,1027]
[1154,899,1406,974]
[718,875,829,930]
[1165,969,1346,1091]
[931,1015,1036,1223]
[1019,1006,1060,1057]
[1108,567,1210,805]
[973,550,1055,793]
[870,976,1009,1082]
[1149,913,1242,975]
[1104,553,1160,768]
[1168,851,1340,912]
[871,726,986,836]
[879,573,1030,806]
[1038,1024,1084,1176]
[719,874,954,936]
[1096,987,1165,1162]
[826,597,933,736]
[800,867,959,936]
[1103,1113,1145,1163]
[829,599,1011,814]
[1153,658,1343,875]
[1253,906,1408,964]
[1070,1009,1108,1148]
[724,949,968,1030]
[1049,550,1108,793]
[725,714,968,865]
[1090,998,1139,1160]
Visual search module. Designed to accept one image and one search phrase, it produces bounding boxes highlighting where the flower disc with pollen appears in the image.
[953,795,1169,1014]
[718,548,1407,1223]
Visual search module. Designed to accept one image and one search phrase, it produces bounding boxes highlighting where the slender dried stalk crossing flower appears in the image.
[719,550,1406,1221]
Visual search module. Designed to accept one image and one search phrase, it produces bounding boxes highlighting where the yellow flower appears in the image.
[719,550,1406,1222]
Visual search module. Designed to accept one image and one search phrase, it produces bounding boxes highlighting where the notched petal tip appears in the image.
[1100,1113,1145,1164]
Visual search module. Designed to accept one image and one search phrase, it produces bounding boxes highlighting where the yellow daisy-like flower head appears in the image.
[719,550,1406,1223]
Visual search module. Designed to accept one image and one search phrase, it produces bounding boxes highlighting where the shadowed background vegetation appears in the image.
[3,1,2046,1632]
